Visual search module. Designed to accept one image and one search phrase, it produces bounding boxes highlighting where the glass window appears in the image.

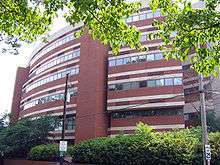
[122,83,131,90]
[131,82,139,89]
[174,78,182,85]
[126,17,132,23]
[147,80,156,87]
[139,81,147,88]
[156,79,164,86]
[140,35,147,42]
[147,12,153,18]
[147,54,155,61]
[140,13,147,20]
[116,84,123,90]
[138,55,146,62]
[153,10,161,17]
[165,78,174,86]
[109,85,116,91]
[155,52,163,60]
[133,15,139,21]
[123,57,131,65]
[131,56,139,63]
[116,59,123,66]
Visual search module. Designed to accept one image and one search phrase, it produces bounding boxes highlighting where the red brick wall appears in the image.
[75,32,109,143]
[10,67,29,123]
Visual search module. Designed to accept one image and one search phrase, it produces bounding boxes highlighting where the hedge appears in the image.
[68,129,220,165]
[28,144,59,161]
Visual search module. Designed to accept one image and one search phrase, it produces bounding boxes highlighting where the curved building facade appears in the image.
[11,6,187,143]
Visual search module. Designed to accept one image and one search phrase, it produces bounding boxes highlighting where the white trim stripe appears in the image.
[21,81,78,102]
[109,124,185,131]
[107,101,185,110]
[108,73,183,84]
[30,43,81,72]
[108,42,164,55]
[107,93,184,103]
[21,104,76,117]
[108,50,163,60]
[108,66,182,78]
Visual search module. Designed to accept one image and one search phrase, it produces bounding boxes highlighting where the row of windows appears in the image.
[26,67,79,92]
[23,88,77,110]
[108,77,182,91]
[55,115,76,131]
[30,49,80,78]
[125,10,161,23]
[108,52,163,67]
[30,31,79,65]
[111,109,183,119]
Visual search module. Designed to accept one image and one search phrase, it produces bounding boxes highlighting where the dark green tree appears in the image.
[0,116,59,158]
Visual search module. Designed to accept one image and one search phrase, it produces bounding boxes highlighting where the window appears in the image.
[174,78,182,85]
[153,10,161,17]
[139,81,147,88]
[131,82,139,89]
[126,17,132,23]
[165,78,174,86]
[109,60,115,67]
[156,79,164,86]
[140,13,147,20]
[116,59,123,66]
[155,53,163,60]
[109,84,116,91]
[147,12,153,18]
[147,54,155,61]
[138,55,146,62]
[122,83,131,90]
[66,117,75,130]
[131,56,139,63]
[147,80,156,87]
[140,35,147,42]
[133,15,139,21]
[116,84,123,90]
[123,57,131,65]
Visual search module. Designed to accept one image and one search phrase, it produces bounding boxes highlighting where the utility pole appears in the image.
[60,73,69,165]
[199,74,210,165]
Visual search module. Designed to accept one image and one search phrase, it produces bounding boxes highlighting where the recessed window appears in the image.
[109,60,115,67]
[139,55,146,62]
[165,78,174,86]
[174,78,182,85]
[155,53,163,60]
[131,56,139,63]
[156,79,164,86]
[116,59,123,66]
[147,12,153,18]
[147,54,155,61]
[122,83,131,90]
[123,57,131,65]
[131,82,139,89]
[140,35,147,42]
[140,13,147,20]
[139,81,147,88]
[116,84,123,90]
[153,10,161,17]
[133,15,139,21]
[147,80,156,87]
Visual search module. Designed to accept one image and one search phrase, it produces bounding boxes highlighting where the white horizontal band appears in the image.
[109,124,185,131]
[21,104,77,118]
[108,73,183,84]
[107,101,185,110]
[108,66,182,78]
[107,93,184,103]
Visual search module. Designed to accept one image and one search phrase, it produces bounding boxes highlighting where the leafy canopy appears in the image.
[149,0,220,76]
[1,0,220,76]
[0,116,60,158]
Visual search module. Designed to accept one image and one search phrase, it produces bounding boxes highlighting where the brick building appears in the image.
[11,2,218,143]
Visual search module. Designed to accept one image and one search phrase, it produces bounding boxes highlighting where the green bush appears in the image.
[28,144,59,161]
[69,127,220,165]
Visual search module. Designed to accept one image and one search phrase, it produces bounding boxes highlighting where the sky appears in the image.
[0,0,201,116]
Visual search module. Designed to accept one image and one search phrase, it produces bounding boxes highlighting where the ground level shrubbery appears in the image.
[66,124,220,165]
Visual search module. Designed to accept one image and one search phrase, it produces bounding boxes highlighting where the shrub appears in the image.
[28,144,59,161]
[69,126,220,165]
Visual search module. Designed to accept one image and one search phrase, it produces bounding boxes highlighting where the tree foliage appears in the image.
[0,116,59,158]
[149,0,220,76]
